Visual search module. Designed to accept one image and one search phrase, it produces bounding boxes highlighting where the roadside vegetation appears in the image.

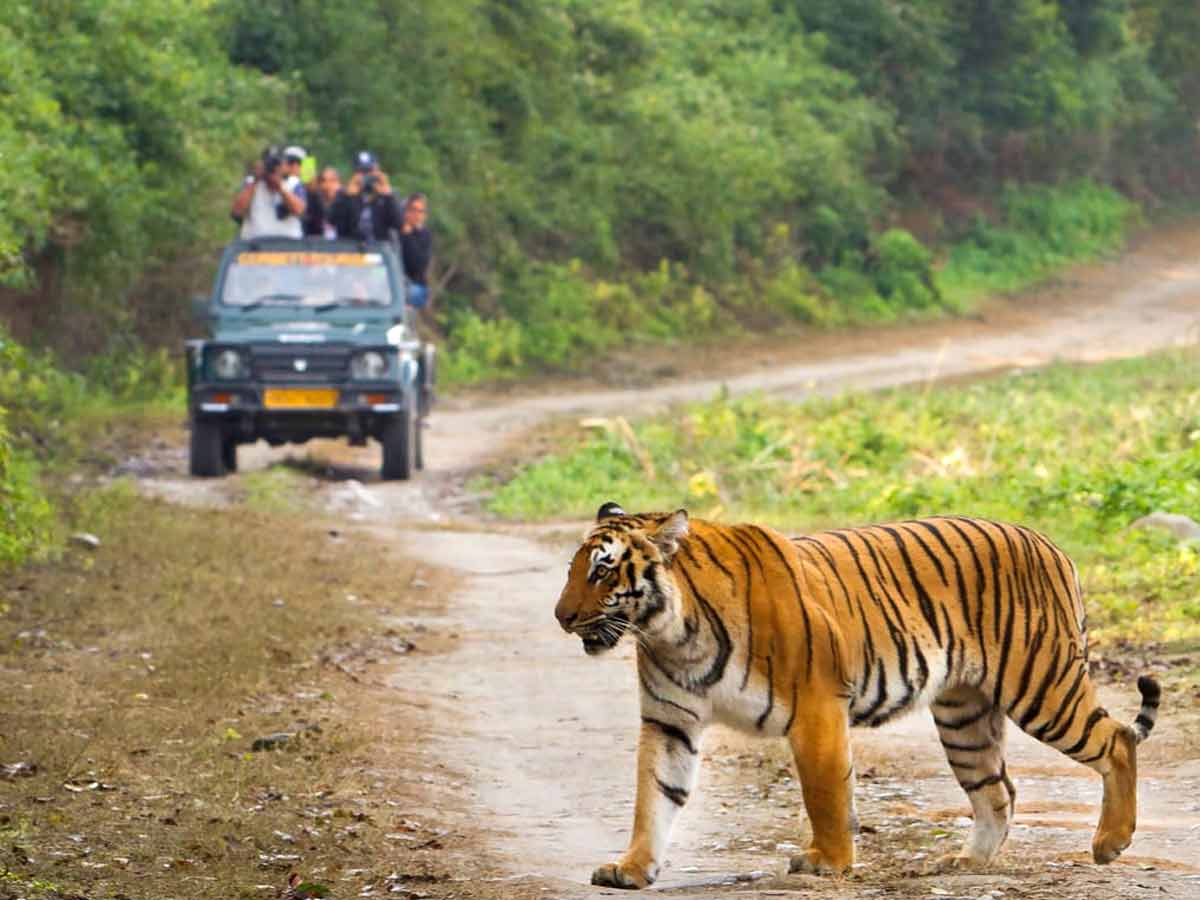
[0,327,180,570]
[0,484,458,900]
[2,1,1199,384]
[480,349,1200,644]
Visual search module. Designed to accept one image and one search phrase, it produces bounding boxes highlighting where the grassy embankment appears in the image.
[0,333,181,569]
[480,350,1200,645]
[440,180,1134,384]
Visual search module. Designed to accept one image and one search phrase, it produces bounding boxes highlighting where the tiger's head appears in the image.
[554,502,689,655]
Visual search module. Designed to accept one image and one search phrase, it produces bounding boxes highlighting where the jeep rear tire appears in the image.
[415,416,425,471]
[380,406,415,481]
[190,420,226,477]
[222,437,238,473]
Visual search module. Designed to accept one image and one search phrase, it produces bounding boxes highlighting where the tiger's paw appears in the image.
[927,852,988,874]
[1092,830,1131,865]
[788,848,850,877]
[590,860,657,890]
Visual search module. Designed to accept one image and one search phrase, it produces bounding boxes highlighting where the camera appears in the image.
[362,172,380,197]
[260,146,283,178]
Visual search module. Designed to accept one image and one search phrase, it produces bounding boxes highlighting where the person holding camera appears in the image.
[231,145,307,239]
[329,151,403,242]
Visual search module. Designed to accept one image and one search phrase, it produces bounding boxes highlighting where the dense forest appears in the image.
[1,0,1200,379]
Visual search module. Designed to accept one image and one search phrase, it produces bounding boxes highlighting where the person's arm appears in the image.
[278,180,306,218]
[231,176,256,222]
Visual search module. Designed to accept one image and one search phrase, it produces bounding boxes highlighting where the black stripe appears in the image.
[962,764,1007,793]
[879,525,943,643]
[749,525,814,676]
[1134,713,1155,733]
[691,532,736,583]
[1017,636,1067,728]
[1063,707,1109,756]
[1032,662,1087,740]
[898,522,949,587]
[756,655,775,730]
[991,571,1018,708]
[940,738,993,752]
[939,517,986,641]
[655,777,688,807]
[716,528,759,691]
[671,562,733,690]
[637,667,700,721]
[1042,683,1088,744]
[914,519,971,631]
[1076,733,1115,765]
[783,679,799,735]
[933,706,991,730]
[642,717,697,754]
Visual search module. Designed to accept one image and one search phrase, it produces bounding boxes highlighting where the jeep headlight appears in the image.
[351,350,388,379]
[211,348,248,379]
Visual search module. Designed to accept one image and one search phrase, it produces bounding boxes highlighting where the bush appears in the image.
[0,410,52,570]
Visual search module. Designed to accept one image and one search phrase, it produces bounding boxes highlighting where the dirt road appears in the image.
[132,229,1200,898]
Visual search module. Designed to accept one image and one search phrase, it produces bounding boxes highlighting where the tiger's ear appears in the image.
[597,501,626,521]
[650,509,689,559]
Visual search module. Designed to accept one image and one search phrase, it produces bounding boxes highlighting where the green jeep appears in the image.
[186,238,435,480]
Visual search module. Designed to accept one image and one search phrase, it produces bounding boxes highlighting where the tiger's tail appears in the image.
[1132,675,1161,744]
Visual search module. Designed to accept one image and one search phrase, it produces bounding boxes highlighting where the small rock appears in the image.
[251,733,294,752]
[70,532,101,550]
[1130,512,1200,543]
[1,761,37,779]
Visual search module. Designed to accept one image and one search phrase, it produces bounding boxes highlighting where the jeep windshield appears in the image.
[221,251,391,309]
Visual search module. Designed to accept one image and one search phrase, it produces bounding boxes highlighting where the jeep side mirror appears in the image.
[191,295,211,322]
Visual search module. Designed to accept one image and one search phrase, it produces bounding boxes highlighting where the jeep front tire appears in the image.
[190,419,226,477]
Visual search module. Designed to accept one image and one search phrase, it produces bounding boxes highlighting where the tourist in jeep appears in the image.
[231,145,307,239]
[303,166,343,239]
[399,192,432,308]
[329,151,403,242]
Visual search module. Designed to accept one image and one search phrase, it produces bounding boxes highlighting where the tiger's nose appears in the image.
[556,609,578,632]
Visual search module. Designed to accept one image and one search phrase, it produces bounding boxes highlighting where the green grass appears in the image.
[479,350,1200,643]
[0,328,181,571]
[939,181,1134,308]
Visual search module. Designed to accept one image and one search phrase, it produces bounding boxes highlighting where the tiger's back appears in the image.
[792,516,1091,732]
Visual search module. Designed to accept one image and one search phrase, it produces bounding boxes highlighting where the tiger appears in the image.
[553,502,1162,889]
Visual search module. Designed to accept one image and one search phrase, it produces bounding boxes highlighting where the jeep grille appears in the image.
[252,345,351,382]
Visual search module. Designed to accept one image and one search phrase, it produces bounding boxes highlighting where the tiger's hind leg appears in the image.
[930,688,1015,870]
[1014,665,1144,864]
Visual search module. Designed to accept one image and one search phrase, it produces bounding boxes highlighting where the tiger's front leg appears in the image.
[592,717,702,889]
[787,698,855,876]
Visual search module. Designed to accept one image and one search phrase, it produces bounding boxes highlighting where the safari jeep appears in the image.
[186,238,435,480]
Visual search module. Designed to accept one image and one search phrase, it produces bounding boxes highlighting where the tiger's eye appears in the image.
[594,564,610,579]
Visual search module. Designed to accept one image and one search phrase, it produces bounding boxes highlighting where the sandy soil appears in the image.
[125,226,1200,898]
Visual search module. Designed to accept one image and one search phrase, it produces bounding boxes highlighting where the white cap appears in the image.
[284,145,307,161]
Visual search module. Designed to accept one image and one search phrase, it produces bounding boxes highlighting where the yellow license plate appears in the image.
[263,388,339,409]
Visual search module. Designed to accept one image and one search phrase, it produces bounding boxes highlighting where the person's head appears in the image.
[353,150,379,176]
[317,166,341,202]
[260,145,285,181]
[283,145,307,179]
[404,192,428,229]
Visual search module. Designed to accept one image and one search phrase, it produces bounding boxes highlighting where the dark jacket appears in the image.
[329,190,403,241]
[302,191,336,238]
[399,227,432,285]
